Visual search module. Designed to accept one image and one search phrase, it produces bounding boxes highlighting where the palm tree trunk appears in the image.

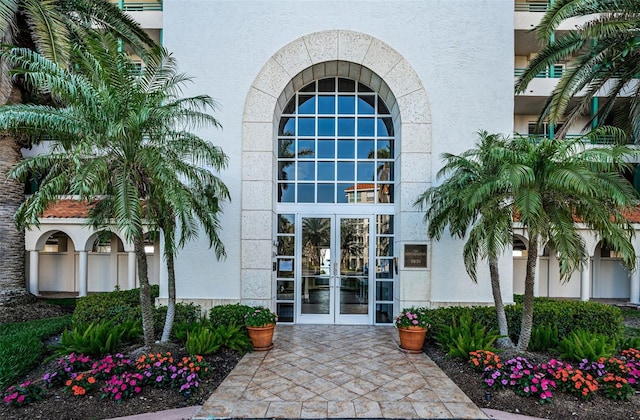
[160,251,175,343]
[517,235,538,351]
[134,234,155,348]
[489,257,513,348]
[0,85,31,305]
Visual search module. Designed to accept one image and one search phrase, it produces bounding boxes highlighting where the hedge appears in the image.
[428,297,624,342]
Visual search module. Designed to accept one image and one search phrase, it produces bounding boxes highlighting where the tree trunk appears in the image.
[160,251,175,343]
[489,257,513,348]
[0,84,31,306]
[517,235,538,351]
[134,234,155,348]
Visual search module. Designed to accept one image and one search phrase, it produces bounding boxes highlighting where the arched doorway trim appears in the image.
[240,29,431,309]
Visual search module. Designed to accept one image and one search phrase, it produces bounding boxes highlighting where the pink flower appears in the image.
[16,395,25,403]
[412,320,419,325]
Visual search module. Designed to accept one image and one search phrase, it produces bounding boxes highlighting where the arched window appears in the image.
[277,77,395,204]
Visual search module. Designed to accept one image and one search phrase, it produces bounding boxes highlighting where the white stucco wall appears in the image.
[162,0,514,305]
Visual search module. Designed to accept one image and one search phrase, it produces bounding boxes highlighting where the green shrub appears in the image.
[429,299,624,345]
[528,324,559,352]
[173,319,211,343]
[214,324,252,353]
[153,302,202,338]
[618,334,640,353]
[209,304,253,328]
[505,300,624,341]
[186,327,221,355]
[54,320,141,356]
[428,306,497,333]
[185,324,252,355]
[556,329,617,362]
[434,312,501,359]
[72,285,159,326]
[0,315,71,389]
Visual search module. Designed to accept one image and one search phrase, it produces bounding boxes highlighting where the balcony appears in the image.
[515,66,564,79]
[514,1,550,13]
[110,1,162,11]
[521,134,630,145]
[110,1,162,30]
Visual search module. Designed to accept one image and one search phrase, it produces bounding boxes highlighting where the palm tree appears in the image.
[153,182,228,343]
[515,0,640,140]
[0,32,228,348]
[0,0,154,304]
[418,129,637,351]
[415,131,515,348]
[302,217,331,270]
[505,130,637,350]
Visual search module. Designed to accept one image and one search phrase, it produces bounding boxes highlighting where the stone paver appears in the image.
[193,325,487,419]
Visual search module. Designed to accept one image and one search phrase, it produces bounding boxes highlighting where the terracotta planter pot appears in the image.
[397,326,427,353]
[247,324,275,351]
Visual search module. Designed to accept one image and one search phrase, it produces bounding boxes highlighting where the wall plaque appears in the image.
[404,244,428,268]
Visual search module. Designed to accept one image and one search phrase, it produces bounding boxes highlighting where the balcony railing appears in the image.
[515,67,564,78]
[111,1,162,11]
[524,134,629,145]
[515,1,550,12]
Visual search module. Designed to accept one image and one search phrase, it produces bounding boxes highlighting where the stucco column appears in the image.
[128,251,136,290]
[29,250,39,295]
[78,251,88,297]
[630,258,640,304]
[580,260,591,301]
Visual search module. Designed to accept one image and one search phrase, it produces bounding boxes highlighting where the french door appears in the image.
[297,215,372,324]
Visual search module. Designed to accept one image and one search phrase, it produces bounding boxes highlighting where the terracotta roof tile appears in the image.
[42,200,94,218]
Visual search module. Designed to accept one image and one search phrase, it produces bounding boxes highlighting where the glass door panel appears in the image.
[338,218,370,323]
[300,217,333,322]
[297,215,374,324]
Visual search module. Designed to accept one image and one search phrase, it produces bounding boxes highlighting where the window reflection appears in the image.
[338,118,355,136]
[278,214,295,233]
[337,162,355,181]
[357,140,375,159]
[318,96,335,114]
[279,118,295,136]
[338,140,354,158]
[377,117,393,136]
[376,215,393,235]
[317,139,335,158]
[357,95,375,114]
[357,118,375,136]
[317,162,335,181]
[317,184,334,203]
[298,118,315,136]
[318,118,335,136]
[298,184,314,202]
[298,95,315,114]
[297,161,315,181]
[338,95,355,113]
[357,162,375,181]
[278,139,295,157]
[298,140,315,159]
[277,77,395,204]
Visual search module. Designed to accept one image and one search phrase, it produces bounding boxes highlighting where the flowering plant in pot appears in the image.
[244,306,277,327]
[245,306,277,351]
[394,306,431,353]
[394,306,431,329]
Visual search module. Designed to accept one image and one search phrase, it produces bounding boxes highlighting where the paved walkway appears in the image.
[193,324,487,419]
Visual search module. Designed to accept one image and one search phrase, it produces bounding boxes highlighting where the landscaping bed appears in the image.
[2,300,640,419]
[424,341,640,420]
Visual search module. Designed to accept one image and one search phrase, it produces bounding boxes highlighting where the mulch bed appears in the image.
[424,340,640,420]
[2,301,640,419]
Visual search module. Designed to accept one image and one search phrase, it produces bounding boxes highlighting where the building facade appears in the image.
[20,1,640,325]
